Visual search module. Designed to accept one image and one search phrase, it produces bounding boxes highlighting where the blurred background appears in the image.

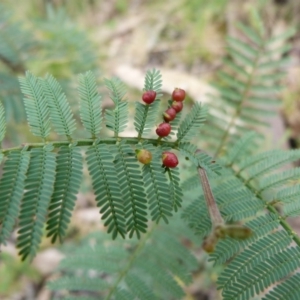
[0,0,300,299]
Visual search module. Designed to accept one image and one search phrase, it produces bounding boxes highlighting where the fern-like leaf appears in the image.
[115,290,135,300]
[217,230,292,294]
[242,149,300,182]
[42,74,76,138]
[86,143,126,239]
[142,158,173,223]
[222,247,300,299]
[204,22,294,155]
[124,274,157,300]
[258,167,300,193]
[166,167,183,212]
[237,149,284,172]
[134,259,185,299]
[274,185,300,217]
[113,141,148,238]
[46,146,83,243]
[16,145,56,260]
[144,68,163,94]
[19,72,51,139]
[176,102,207,143]
[263,273,300,300]
[223,131,259,166]
[0,150,30,244]
[78,71,102,138]
[49,219,197,299]
[104,77,128,136]
[134,100,160,138]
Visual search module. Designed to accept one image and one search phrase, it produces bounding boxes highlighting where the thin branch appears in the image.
[1,137,178,155]
[197,166,224,226]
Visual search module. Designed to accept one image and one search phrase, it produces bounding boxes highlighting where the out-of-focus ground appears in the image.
[1,0,300,299]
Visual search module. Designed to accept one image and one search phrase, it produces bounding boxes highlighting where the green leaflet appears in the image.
[223,131,259,166]
[226,36,258,58]
[218,230,292,293]
[134,259,184,299]
[263,273,300,300]
[113,141,148,238]
[125,274,157,300]
[19,72,51,139]
[176,102,207,143]
[16,145,56,260]
[167,167,183,212]
[134,100,160,137]
[143,68,163,96]
[258,167,300,193]
[274,185,300,217]
[42,74,76,137]
[222,247,300,300]
[46,146,83,243]
[237,22,262,45]
[142,158,173,224]
[0,150,30,244]
[243,149,300,182]
[104,77,128,136]
[86,143,126,239]
[114,290,135,300]
[78,71,102,137]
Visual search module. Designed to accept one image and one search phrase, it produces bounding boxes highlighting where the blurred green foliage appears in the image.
[0,252,39,297]
[0,2,99,130]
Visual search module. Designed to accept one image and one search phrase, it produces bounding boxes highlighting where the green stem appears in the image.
[1,137,178,155]
[104,224,156,300]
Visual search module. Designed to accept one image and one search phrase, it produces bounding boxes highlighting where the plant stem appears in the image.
[1,137,178,155]
[197,167,224,226]
[104,224,156,300]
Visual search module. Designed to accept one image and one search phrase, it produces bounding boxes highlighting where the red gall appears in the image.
[172,88,186,102]
[171,101,183,113]
[162,151,178,168]
[156,123,171,137]
[163,107,177,122]
[142,90,156,104]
